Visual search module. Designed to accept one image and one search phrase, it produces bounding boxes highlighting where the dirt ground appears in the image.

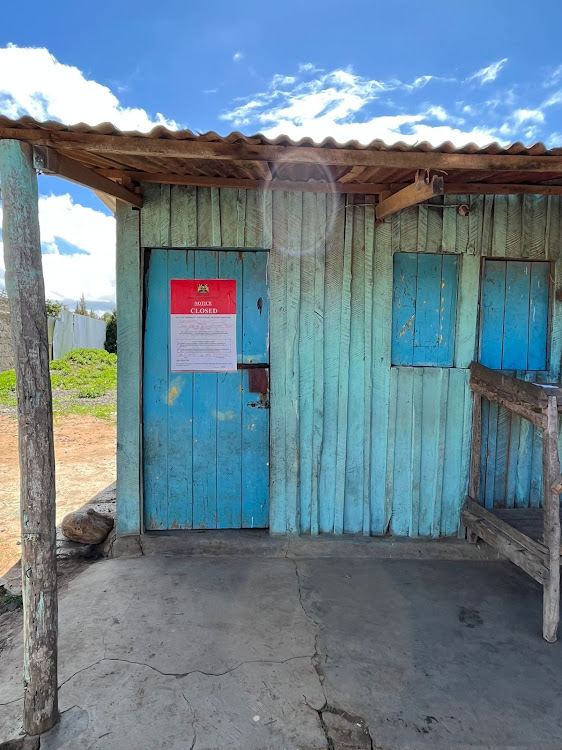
[0,415,116,577]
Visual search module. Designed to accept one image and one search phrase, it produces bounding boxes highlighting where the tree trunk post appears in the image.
[0,139,58,733]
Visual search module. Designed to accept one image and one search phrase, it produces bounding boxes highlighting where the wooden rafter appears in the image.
[32,146,143,208]
[376,172,444,221]
[90,170,562,197]
[1,128,562,173]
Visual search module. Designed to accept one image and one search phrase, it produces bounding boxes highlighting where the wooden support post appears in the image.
[542,395,561,643]
[0,140,58,732]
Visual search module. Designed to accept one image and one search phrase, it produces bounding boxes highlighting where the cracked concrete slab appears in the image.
[2,553,562,749]
[296,558,562,750]
[180,659,326,749]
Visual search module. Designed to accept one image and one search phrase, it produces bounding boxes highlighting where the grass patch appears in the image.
[0,348,116,420]
[0,589,23,615]
[0,369,17,407]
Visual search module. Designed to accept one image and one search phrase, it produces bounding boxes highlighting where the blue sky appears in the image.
[1,0,562,311]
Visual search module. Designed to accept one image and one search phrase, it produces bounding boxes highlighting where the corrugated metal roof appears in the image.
[1,115,561,156]
[3,116,562,199]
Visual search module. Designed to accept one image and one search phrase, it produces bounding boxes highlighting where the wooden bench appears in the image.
[461,363,562,642]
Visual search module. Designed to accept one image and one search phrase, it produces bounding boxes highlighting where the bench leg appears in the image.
[543,563,560,643]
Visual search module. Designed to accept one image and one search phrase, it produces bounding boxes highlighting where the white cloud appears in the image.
[0,194,116,311]
[221,66,500,146]
[468,58,508,85]
[0,44,179,130]
[426,105,448,122]
[233,51,245,62]
[513,108,544,124]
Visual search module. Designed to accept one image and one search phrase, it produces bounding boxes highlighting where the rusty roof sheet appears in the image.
[1,115,561,156]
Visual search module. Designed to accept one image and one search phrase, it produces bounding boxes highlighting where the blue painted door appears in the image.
[143,249,270,530]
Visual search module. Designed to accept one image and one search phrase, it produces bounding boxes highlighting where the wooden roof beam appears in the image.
[376,172,444,222]
[2,128,562,173]
[32,146,143,208]
[91,170,562,196]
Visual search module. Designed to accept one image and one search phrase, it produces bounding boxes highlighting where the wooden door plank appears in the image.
[217,251,244,529]
[319,193,345,532]
[506,414,521,508]
[143,250,169,529]
[479,396,490,504]
[241,251,270,529]
[454,254,480,368]
[363,199,375,536]
[409,369,423,537]
[242,251,269,364]
[285,192,302,533]
[170,186,197,247]
[484,401,499,509]
[431,369,448,537]
[515,415,533,507]
[371,223,393,534]
[413,254,442,366]
[333,198,353,535]
[441,369,467,535]
[298,193,316,534]
[494,404,511,506]
[530,421,544,508]
[269,192,289,534]
[480,260,506,369]
[503,261,531,369]
[311,193,327,536]
[166,250,194,529]
[391,252,417,365]
[390,367,414,536]
[528,261,550,370]
[192,251,219,528]
[437,254,459,366]
[242,366,270,528]
[418,368,445,535]
[345,201,366,534]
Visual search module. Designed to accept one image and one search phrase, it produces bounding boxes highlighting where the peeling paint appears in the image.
[212,409,237,421]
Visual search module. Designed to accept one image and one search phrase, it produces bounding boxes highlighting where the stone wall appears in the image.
[0,296,14,372]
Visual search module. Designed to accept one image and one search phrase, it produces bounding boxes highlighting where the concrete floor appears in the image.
[1,553,562,749]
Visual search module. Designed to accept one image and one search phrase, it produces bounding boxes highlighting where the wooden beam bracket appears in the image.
[375,171,444,222]
[33,146,142,208]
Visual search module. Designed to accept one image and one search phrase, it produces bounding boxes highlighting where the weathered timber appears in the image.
[468,393,482,502]
[33,146,142,208]
[470,362,552,409]
[542,395,561,642]
[465,498,549,558]
[95,172,562,196]
[104,172,393,194]
[551,475,562,494]
[462,508,549,584]
[61,507,114,544]
[470,380,546,427]
[5,128,562,171]
[376,174,444,221]
[0,140,58,733]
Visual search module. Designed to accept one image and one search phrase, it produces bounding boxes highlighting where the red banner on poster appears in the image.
[170,279,236,315]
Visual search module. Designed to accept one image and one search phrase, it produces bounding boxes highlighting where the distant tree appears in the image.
[75,294,88,316]
[88,309,99,319]
[104,309,117,354]
[45,299,67,318]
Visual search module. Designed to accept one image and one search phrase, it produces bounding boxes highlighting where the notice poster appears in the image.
[170,279,237,372]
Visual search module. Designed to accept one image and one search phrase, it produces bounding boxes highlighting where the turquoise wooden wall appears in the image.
[116,187,562,536]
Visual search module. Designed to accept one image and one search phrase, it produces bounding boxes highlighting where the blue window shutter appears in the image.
[479,259,549,371]
[391,253,458,367]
